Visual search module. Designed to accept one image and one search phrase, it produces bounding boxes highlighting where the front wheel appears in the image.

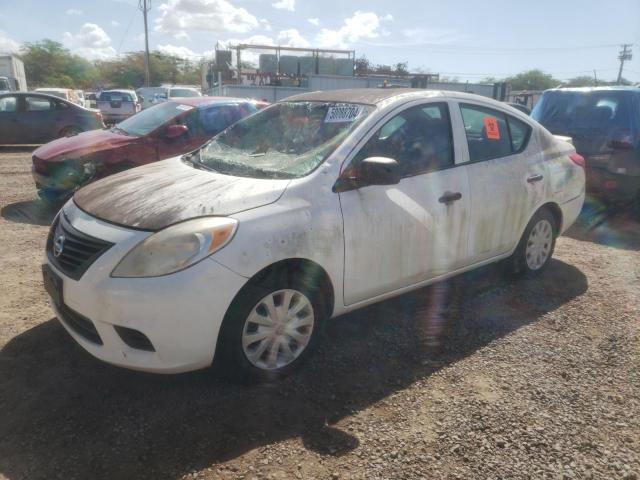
[508,208,557,277]
[217,276,326,381]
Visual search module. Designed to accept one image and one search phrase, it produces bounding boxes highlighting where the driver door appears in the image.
[338,101,470,306]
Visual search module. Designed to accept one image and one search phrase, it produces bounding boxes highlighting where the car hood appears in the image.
[73,157,291,230]
[33,129,137,161]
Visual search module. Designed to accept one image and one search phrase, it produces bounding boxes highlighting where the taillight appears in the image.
[569,153,585,168]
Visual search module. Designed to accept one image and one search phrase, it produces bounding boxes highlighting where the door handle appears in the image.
[438,191,462,204]
[527,174,543,183]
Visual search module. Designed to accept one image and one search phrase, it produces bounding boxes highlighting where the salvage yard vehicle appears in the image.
[42,89,585,379]
[0,92,104,145]
[532,87,640,210]
[97,89,141,124]
[34,88,78,104]
[32,97,263,201]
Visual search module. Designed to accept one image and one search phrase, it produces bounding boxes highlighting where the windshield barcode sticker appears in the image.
[176,104,194,111]
[325,105,362,123]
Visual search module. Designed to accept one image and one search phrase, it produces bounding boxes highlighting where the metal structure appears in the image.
[233,44,356,80]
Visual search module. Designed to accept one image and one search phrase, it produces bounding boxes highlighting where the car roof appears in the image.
[102,89,137,94]
[172,96,259,107]
[544,86,640,93]
[35,88,71,92]
[285,88,522,112]
[286,88,428,105]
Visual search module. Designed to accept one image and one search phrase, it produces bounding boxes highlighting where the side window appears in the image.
[25,96,52,112]
[56,101,70,110]
[507,116,531,152]
[200,106,242,135]
[353,102,454,177]
[0,96,17,112]
[460,104,511,162]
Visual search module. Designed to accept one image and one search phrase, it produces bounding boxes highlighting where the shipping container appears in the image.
[0,54,27,91]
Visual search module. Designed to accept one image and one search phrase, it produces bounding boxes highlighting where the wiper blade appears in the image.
[183,152,216,172]
[110,126,129,135]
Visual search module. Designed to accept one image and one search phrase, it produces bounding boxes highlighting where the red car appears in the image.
[32,97,267,201]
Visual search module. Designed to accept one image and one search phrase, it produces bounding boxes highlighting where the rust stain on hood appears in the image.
[73,157,291,230]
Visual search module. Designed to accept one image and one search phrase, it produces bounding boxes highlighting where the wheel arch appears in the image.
[247,257,335,318]
[538,201,563,232]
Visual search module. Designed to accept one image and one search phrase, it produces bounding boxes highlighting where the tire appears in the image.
[508,208,557,277]
[217,269,327,382]
[58,126,82,138]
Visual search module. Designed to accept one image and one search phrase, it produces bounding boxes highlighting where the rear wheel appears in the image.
[217,272,326,381]
[509,208,557,277]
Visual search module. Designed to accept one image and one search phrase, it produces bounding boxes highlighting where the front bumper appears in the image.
[45,202,248,373]
[586,167,639,204]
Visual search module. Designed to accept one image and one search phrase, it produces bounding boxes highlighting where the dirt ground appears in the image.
[0,148,638,480]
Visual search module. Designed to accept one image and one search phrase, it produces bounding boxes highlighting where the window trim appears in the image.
[458,102,532,164]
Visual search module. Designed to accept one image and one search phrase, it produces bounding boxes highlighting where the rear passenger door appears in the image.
[21,95,58,143]
[455,102,541,262]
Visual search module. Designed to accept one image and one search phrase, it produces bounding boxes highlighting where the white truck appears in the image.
[0,54,27,92]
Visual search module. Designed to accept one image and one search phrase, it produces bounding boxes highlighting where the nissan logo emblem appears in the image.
[53,235,65,258]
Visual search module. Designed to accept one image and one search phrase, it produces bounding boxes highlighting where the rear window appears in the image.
[100,92,134,102]
[531,90,634,135]
[169,88,200,98]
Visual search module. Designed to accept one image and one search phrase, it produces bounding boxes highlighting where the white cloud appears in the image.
[0,31,20,53]
[276,29,309,48]
[308,18,320,26]
[316,11,392,49]
[111,20,121,27]
[63,23,116,60]
[401,28,461,45]
[154,0,259,39]
[65,8,83,15]
[272,0,294,11]
[157,44,199,59]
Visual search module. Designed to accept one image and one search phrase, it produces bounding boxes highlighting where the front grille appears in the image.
[58,303,103,345]
[47,213,114,280]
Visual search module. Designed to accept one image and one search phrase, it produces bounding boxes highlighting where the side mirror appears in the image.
[165,124,188,139]
[333,157,401,192]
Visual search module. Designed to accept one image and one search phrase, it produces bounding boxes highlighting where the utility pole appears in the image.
[593,69,598,86]
[617,43,632,84]
[139,0,152,87]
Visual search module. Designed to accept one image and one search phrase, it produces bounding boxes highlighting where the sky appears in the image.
[0,0,639,83]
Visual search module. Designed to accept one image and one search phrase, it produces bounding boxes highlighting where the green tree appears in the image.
[20,39,97,89]
[506,69,560,91]
[563,75,596,87]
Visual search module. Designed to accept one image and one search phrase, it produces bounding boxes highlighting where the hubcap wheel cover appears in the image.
[525,219,553,270]
[242,289,315,371]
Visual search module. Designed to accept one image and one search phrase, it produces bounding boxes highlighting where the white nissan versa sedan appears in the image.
[42,89,585,378]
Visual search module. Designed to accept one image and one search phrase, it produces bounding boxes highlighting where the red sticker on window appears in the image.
[483,116,501,140]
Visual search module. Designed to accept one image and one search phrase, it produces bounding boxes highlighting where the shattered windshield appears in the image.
[199,101,373,179]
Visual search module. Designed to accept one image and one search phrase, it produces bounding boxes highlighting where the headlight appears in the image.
[111,217,237,278]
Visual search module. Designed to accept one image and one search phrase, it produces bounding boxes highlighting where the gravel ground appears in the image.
[0,148,638,480]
